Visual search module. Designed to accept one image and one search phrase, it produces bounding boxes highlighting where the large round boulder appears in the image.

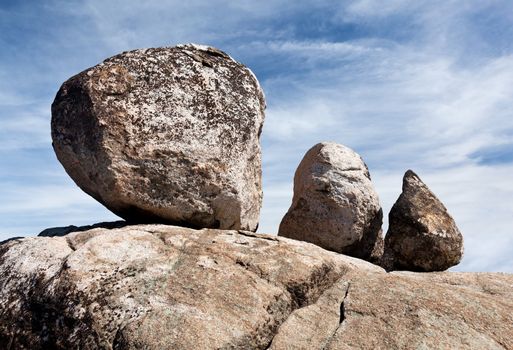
[51,44,265,231]
[278,142,383,262]
[383,170,464,271]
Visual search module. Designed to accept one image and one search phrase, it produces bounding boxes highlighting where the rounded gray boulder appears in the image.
[51,44,265,231]
[278,142,383,262]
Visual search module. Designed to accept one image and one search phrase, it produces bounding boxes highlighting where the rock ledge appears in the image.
[1,224,511,349]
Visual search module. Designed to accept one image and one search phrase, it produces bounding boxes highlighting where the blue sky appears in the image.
[1,0,513,272]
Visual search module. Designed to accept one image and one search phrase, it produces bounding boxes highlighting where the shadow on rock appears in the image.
[38,221,130,237]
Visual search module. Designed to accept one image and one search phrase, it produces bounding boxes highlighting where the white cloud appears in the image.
[0,91,28,107]
[258,38,513,167]
[0,102,51,151]
[0,182,119,239]
[264,40,380,56]
[264,101,339,140]
[258,181,292,234]
[345,0,424,18]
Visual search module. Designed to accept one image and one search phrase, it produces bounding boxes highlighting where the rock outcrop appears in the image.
[51,44,265,231]
[278,142,383,262]
[384,170,464,272]
[1,224,511,349]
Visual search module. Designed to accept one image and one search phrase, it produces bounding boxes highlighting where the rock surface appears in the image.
[51,44,265,231]
[1,224,511,349]
[384,170,464,272]
[278,142,383,262]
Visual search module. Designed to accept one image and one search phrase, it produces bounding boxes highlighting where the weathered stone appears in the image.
[51,44,265,231]
[384,170,464,272]
[312,271,513,350]
[278,142,383,262]
[0,224,378,349]
[1,224,511,349]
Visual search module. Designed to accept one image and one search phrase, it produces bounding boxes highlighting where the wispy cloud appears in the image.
[0,181,119,240]
[257,38,513,167]
[0,103,50,151]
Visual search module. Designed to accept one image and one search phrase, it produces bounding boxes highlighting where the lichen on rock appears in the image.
[51,44,265,231]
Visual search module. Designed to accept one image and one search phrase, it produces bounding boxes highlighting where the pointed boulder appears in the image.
[278,142,383,262]
[384,170,464,271]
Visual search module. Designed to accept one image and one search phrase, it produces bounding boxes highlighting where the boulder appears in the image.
[0,224,511,349]
[384,170,464,271]
[51,44,265,231]
[278,142,383,262]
